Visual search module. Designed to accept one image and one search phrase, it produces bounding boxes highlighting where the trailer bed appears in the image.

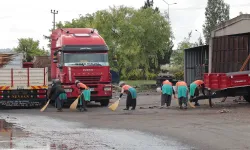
[204,71,250,90]
[0,68,48,108]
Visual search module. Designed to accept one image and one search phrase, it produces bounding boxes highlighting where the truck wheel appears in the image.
[243,95,250,103]
[100,99,110,107]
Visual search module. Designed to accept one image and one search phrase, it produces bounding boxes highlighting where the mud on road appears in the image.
[0,92,250,150]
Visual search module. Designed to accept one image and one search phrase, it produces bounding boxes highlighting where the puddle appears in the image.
[0,119,32,149]
[0,115,195,150]
[0,118,75,150]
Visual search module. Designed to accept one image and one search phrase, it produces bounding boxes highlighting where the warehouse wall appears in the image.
[184,45,209,85]
[212,34,250,73]
[209,14,250,73]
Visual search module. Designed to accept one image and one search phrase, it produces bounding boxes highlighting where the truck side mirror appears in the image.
[57,64,63,69]
[53,51,58,63]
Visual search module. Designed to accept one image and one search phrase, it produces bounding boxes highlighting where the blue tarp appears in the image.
[110,70,120,84]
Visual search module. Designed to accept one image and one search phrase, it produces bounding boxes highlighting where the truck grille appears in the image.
[75,76,101,82]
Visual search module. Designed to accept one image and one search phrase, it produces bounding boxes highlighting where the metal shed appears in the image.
[184,45,209,85]
[209,14,250,73]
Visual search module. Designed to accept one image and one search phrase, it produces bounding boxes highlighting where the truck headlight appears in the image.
[65,89,72,92]
[104,87,111,91]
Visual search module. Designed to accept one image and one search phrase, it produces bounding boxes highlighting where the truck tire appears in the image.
[100,99,110,107]
[243,95,250,103]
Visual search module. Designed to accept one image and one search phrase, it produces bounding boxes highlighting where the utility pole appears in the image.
[51,10,58,30]
[162,0,177,21]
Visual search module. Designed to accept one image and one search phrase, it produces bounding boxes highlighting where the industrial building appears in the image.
[184,14,250,85]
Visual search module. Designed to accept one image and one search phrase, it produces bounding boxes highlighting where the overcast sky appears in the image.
[0,0,249,50]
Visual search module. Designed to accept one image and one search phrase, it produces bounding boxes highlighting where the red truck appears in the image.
[50,28,112,106]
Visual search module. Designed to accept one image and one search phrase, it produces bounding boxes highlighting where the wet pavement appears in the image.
[0,113,193,150]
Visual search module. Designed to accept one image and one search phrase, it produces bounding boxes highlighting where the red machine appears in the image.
[50,28,112,106]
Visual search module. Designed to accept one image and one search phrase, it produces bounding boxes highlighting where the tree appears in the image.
[142,0,159,12]
[172,31,195,69]
[203,0,230,44]
[170,31,196,80]
[141,1,173,72]
[193,36,204,47]
[13,38,49,62]
[56,6,173,80]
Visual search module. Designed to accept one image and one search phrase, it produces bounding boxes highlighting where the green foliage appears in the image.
[174,71,184,80]
[142,0,159,13]
[203,0,230,44]
[13,38,49,62]
[125,80,155,86]
[121,69,157,80]
[56,6,173,80]
[171,31,195,70]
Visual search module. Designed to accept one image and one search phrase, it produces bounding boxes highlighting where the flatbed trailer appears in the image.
[0,68,48,108]
[192,70,250,107]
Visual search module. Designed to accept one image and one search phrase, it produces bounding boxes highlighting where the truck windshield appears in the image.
[63,53,109,66]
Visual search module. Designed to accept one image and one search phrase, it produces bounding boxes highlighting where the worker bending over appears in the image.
[189,80,205,106]
[75,80,90,112]
[160,80,176,108]
[176,81,188,109]
[119,81,137,110]
[49,79,67,112]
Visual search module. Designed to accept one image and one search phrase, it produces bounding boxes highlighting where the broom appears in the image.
[70,95,80,111]
[40,99,50,112]
[108,99,120,111]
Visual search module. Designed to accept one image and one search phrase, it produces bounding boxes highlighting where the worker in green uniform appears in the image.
[189,80,205,106]
[160,80,176,108]
[49,79,67,112]
[75,80,90,112]
[176,81,189,109]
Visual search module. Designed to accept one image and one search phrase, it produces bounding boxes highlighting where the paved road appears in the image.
[0,113,191,150]
[0,93,250,150]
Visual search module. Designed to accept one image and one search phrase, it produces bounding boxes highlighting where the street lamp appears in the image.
[195,29,203,45]
[162,0,177,20]
[195,29,201,38]
[195,29,207,74]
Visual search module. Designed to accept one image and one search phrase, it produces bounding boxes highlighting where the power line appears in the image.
[164,3,250,11]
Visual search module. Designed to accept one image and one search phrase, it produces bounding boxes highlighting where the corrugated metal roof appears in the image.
[214,14,250,32]
[211,14,250,37]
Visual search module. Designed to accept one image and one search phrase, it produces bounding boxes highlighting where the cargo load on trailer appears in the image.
[0,52,48,108]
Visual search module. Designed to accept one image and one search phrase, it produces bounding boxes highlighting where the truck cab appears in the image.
[50,28,112,106]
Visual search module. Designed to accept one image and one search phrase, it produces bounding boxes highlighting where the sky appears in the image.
[0,0,249,50]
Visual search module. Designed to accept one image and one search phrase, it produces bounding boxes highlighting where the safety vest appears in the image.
[176,81,187,87]
[194,80,204,86]
[122,85,132,91]
[77,83,88,89]
[163,80,172,85]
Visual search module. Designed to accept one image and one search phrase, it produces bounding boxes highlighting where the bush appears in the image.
[121,69,157,80]
[174,71,184,80]
[146,72,157,80]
